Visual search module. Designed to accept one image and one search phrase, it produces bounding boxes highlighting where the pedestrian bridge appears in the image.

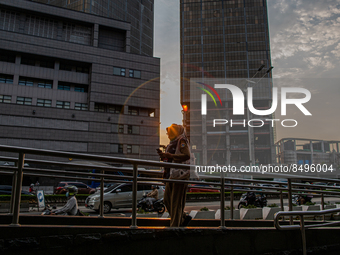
[1,145,340,254]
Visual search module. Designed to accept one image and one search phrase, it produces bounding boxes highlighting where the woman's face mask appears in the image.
[66,192,69,198]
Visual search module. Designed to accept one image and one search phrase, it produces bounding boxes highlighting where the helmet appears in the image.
[65,185,78,196]
[30,183,34,187]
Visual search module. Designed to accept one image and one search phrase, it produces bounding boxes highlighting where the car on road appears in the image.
[0,185,33,195]
[187,184,220,193]
[85,183,164,213]
[54,181,96,194]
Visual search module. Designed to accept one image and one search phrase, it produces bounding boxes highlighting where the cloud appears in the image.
[269,0,340,78]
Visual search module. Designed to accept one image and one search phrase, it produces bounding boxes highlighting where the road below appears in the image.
[79,196,340,217]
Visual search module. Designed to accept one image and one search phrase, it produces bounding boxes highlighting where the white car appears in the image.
[85,183,164,213]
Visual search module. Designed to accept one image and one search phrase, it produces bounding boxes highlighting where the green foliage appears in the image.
[305,201,316,206]
[200,207,209,211]
[242,204,257,209]
[137,208,149,214]
[292,203,297,206]
[267,203,278,207]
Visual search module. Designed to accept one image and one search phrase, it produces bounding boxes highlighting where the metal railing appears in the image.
[274,208,340,255]
[0,144,340,230]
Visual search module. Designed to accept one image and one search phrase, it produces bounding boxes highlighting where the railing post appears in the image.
[321,193,325,222]
[299,215,307,255]
[220,172,226,229]
[9,165,18,215]
[279,184,284,221]
[288,179,293,225]
[10,153,25,227]
[130,164,138,229]
[230,181,234,220]
[99,170,104,218]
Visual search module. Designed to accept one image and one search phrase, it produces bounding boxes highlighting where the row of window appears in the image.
[112,124,140,135]
[0,74,88,92]
[94,103,155,117]
[113,67,141,79]
[111,144,140,154]
[14,96,88,110]
[0,50,91,74]
[1,96,156,117]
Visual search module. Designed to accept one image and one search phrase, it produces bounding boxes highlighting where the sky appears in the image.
[154,0,340,145]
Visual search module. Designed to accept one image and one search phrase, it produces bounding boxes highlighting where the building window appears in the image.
[118,124,124,133]
[76,66,89,73]
[37,99,52,107]
[148,109,155,117]
[94,103,106,112]
[56,101,70,109]
[0,95,11,103]
[58,84,71,91]
[38,80,52,88]
[113,67,126,76]
[129,69,141,78]
[74,85,88,92]
[127,145,139,154]
[0,74,13,84]
[59,62,73,71]
[128,106,139,115]
[74,103,88,110]
[111,144,123,153]
[21,57,35,66]
[118,144,123,153]
[128,125,140,134]
[39,60,54,69]
[16,97,32,105]
[108,104,123,114]
[0,51,15,63]
[18,77,34,86]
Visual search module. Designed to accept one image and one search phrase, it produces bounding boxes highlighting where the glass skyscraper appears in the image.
[180,0,275,167]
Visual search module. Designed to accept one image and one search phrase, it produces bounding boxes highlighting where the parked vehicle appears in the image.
[0,185,33,195]
[54,182,96,194]
[292,194,313,205]
[238,192,267,209]
[85,183,164,213]
[327,183,340,188]
[137,195,165,214]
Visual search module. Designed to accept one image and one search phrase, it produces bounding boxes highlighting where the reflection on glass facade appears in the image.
[180,0,275,167]
[32,0,154,56]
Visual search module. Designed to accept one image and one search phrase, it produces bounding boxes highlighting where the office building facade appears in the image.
[0,0,160,163]
[180,0,275,166]
[31,0,154,56]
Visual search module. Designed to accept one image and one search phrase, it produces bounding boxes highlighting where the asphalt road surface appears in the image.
[80,197,340,217]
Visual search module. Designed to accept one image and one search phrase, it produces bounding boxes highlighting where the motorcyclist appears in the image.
[51,185,78,215]
[146,185,158,210]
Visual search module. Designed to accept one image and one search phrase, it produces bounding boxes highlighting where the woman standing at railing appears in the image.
[158,124,192,227]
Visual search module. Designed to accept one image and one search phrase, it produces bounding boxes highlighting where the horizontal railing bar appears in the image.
[275,208,340,231]
[23,158,163,176]
[0,156,18,163]
[0,145,190,169]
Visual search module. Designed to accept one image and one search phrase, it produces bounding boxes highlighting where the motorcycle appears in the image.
[238,192,267,209]
[292,194,313,205]
[41,204,56,215]
[137,195,166,214]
